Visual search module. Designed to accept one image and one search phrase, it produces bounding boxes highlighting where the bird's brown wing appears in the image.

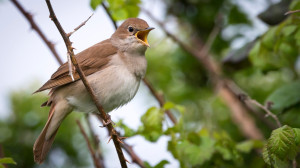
[34,39,117,93]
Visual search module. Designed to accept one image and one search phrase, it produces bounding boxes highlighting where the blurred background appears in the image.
[1,0,300,167]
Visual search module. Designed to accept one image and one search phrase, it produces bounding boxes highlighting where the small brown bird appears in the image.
[33,18,154,163]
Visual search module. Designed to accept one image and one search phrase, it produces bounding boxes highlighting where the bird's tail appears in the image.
[33,100,71,164]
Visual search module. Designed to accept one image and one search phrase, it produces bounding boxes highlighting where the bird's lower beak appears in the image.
[135,27,154,47]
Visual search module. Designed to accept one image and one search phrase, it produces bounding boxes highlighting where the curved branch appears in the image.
[45,0,128,167]
[11,0,63,65]
[76,120,104,168]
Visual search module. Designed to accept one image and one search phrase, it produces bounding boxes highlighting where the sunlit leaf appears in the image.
[0,157,16,165]
[90,0,103,10]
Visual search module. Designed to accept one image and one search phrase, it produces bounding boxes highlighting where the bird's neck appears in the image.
[110,37,147,55]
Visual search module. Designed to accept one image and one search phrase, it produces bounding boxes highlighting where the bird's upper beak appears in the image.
[135,27,154,47]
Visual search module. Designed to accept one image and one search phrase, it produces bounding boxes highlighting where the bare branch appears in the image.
[45,0,128,167]
[67,13,94,37]
[76,120,104,168]
[11,0,63,65]
[0,145,7,168]
[239,94,282,128]
[285,9,300,15]
[85,114,106,168]
[101,2,118,30]
[143,78,177,124]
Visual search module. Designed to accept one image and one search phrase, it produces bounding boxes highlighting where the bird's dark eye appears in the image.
[128,26,134,32]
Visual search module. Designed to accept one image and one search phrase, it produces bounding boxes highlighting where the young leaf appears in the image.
[236,140,264,153]
[0,157,17,165]
[140,107,164,142]
[90,0,103,10]
[293,128,300,145]
[268,125,297,160]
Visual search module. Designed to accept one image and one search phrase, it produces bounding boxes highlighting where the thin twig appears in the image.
[142,8,264,140]
[45,0,128,167]
[76,120,103,168]
[11,0,63,65]
[293,159,297,168]
[102,4,177,125]
[85,114,106,168]
[239,94,282,128]
[0,144,8,168]
[67,13,94,37]
[143,78,177,124]
[285,9,300,15]
[101,2,118,29]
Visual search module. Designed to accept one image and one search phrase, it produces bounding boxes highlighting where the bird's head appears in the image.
[111,18,154,53]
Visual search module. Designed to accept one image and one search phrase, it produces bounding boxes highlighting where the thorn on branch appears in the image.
[238,93,248,101]
[266,101,274,110]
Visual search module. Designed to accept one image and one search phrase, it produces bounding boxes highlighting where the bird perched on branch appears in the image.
[33,18,154,163]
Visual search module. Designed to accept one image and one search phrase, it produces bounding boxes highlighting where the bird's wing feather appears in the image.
[34,39,117,93]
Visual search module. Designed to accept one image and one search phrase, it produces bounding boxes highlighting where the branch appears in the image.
[85,115,106,168]
[76,120,104,168]
[13,1,145,166]
[45,0,128,167]
[101,4,177,125]
[11,0,63,65]
[142,8,264,140]
[101,2,118,29]
[239,94,282,128]
[285,9,300,15]
[143,78,177,124]
[94,115,146,168]
[67,13,94,37]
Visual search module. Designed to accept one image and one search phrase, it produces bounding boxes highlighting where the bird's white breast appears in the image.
[66,53,146,113]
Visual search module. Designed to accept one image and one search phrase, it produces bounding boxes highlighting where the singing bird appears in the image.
[33,18,154,163]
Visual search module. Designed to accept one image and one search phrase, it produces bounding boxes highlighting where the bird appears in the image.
[33,18,154,164]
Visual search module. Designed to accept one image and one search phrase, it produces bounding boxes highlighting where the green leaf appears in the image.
[262,144,271,165]
[282,25,297,36]
[163,102,175,110]
[268,125,297,160]
[153,160,169,168]
[90,0,103,10]
[105,0,141,21]
[293,128,300,146]
[111,8,128,21]
[266,80,300,113]
[236,140,264,153]
[140,107,164,142]
[116,120,136,137]
[0,157,17,165]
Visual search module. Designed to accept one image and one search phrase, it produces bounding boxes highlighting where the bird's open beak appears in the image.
[135,27,154,47]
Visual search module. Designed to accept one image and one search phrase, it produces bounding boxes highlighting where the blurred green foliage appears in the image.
[3,0,300,167]
[0,157,17,168]
[0,87,92,168]
[90,0,140,20]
